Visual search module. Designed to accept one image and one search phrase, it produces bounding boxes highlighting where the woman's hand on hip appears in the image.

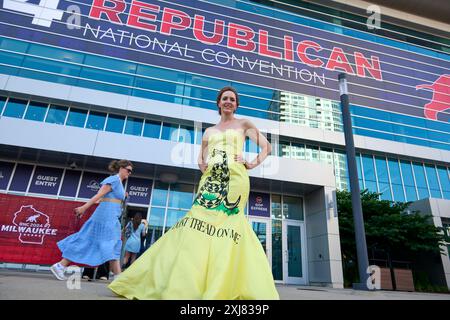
[235,154,253,169]
[199,163,208,174]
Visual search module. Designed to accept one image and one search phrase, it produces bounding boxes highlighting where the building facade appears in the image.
[0,0,448,288]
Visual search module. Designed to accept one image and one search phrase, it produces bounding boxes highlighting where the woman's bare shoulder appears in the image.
[239,118,256,130]
[202,126,215,140]
[204,126,216,135]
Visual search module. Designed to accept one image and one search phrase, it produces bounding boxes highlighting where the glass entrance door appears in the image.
[248,216,271,264]
[282,221,306,284]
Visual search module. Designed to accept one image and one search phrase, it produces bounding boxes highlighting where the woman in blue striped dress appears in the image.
[50,160,133,281]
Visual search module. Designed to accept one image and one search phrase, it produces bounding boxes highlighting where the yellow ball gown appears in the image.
[108,129,279,300]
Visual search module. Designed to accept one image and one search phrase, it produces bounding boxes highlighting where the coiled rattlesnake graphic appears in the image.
[194,149,241,215]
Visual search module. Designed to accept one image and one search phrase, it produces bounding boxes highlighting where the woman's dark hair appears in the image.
[108,159,133,173]
[133,211,143,219]
[216,86,239,115]
[132,212,143,229]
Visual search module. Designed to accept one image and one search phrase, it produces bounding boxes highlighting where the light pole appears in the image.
[338,73,371,290]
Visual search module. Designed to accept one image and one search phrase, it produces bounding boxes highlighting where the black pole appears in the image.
[338,73,371,290]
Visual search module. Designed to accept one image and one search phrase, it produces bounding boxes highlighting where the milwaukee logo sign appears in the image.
[1,205,58,245]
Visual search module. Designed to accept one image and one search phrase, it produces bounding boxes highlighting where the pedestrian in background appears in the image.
[122,212,148,269]
[50,160,133,281]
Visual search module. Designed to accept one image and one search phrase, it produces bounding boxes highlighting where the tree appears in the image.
[337,189,447,288]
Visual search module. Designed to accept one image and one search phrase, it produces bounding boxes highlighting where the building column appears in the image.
[305,186,344,288]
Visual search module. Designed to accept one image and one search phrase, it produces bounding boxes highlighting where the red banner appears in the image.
[0,194,97,265]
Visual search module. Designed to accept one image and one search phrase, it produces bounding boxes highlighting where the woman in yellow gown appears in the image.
[109,86,279,300]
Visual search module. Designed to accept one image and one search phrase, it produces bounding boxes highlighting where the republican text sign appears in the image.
[0,0,449,121]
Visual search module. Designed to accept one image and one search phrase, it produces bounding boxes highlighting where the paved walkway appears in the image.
[1,269,449,300]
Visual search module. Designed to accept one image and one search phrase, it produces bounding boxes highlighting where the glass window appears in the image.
[145,207,165,247]
[165,209,187,233]
[195,127,207,145]
[24,101,48,121]
[356,154,364,191]
[59,170,81,197]
[320,148,333,165]
[28,43,84,63]
[134,65,184,104]
[279,141,291,158]
[283,196,303,220]
[333,150,348,176]
[168,183,194,209]
[400,161,417,202]
[290,143,305,160]
[143,120,161,139]
[387,158,405,202]
[0,53,20,76]
[375,157,389,183]
[124,117,143,136]
[246,137,260,154]
[437,167,450,200]
[78,75,131,95]
[362,155,377,193]
[306,145,320,162]
[105,114,125,133]
[9,164,33,192]
[3,98,27,118]
[272,219,282,281]
[151,181,169,206]
[66,108,87,128]
[184,74,228,107]
[377,183,392,201]
[178,125,195,144]
[424,165,442,198]
[0,38,28,75]
[412,163,429,199]
[86,111,106,130]
[251,220,267,252]
[0,96,7,115]
[21,45,82,85]
[79,56,135,95]
[375,157,392,201]
[337,175,350,191]
[20,57,80,85]
[84,54,136,72]
[133,88,182,104]
[287,225,303,277]
[161,122,179,141]
[425,118,450,135]
[136,64,183,82]
[271,194,282,219]
[45,105,67,124]
[232,83,276,120]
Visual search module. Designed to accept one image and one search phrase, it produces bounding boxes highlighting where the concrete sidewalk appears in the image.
[1,269,449,300]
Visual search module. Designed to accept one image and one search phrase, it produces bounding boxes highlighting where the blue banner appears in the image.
[248,192,270,217]
[28,166,63,195]
[0,0,449,121]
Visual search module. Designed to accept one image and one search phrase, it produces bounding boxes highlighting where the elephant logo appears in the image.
[416,74,450,121]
